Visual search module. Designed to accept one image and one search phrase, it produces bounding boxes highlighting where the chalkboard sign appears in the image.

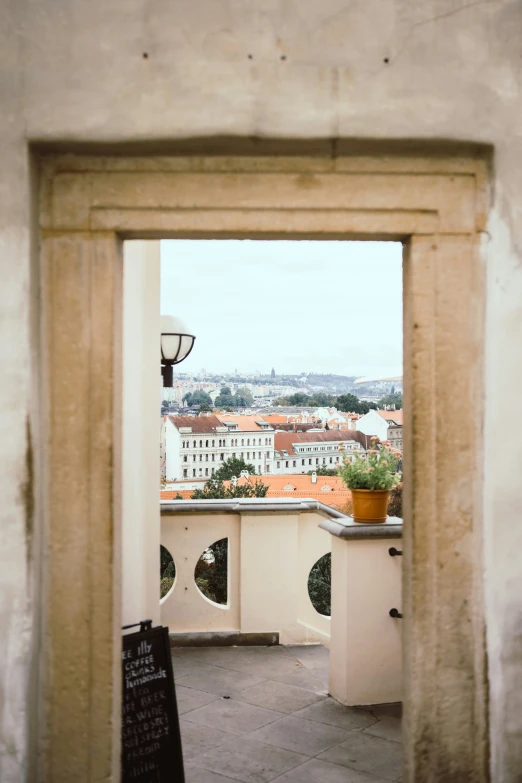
[122,621,185,783]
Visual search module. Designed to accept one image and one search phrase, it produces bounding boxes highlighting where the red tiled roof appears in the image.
[377,410,403,425]
[160,489,193,500]
[227,474,352,512]
[217,414,272,432]
[168,415,224,433]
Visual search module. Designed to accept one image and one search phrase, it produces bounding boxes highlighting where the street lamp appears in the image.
[160,314,196,387]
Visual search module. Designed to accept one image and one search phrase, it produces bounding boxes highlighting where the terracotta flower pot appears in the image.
[351,489,390,523]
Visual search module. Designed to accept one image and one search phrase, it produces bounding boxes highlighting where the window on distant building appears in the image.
[212,454,215,461]
[192,469,196,477]
[309,459,312,465]
[285,461,289,467]
[258,452,261,459]
[329,457,333,463]
[316,458,319,464]
[220,453,224,460]
[241,439,244,446]
[183,469,187,478]
[206,440,209,447]
[302,459,305,465]
[193,440,196,448]
[211,467,215,475]
[266,465,270,473]
[199,468,202,475]
[205,468,209,476]
[205,454,208,461]
[293,461,296,467]
[277,461,280,468]
[183,456,187,462]
[199,455,203,462]
[212,439,215,447]
[241,452,244,458]
[193,455,196,462]
[199,440,202,448]
[247,439,250,446]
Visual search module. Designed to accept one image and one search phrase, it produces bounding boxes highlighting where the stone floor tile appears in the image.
[319,732,402,781]
[180,720,232,761]
[237,680,326,714]
[193,736,308,783]
[178,662,266,697]
[185,767,238,783]
[371,703,402,720]
[216,648,305,679]
[283,645,331,671]
[270,757,390,783]
[267,666,328,694]
[172,656,214,680]
[293,698,377,731]
[363,716,402,743]
[183,698,284,736]
[176,685,220,715]
[247,715,348,756]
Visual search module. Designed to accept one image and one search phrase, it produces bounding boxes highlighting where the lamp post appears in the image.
[160,314,196,387]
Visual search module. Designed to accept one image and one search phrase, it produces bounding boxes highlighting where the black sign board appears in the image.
[122,621,185,783]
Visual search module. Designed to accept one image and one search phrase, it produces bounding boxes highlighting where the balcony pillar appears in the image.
[121,240,161,626]
[320,517,403,706]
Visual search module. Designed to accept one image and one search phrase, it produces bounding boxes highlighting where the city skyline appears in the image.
[161,239,403,376]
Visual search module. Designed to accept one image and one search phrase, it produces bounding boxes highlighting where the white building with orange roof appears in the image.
[356,408,403,446]
[273,430,367,475]
[164,412,275,481]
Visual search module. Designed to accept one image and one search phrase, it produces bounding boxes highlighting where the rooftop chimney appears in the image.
[311,471,317,484]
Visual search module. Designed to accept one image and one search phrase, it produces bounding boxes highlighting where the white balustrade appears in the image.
[160,498,332,645]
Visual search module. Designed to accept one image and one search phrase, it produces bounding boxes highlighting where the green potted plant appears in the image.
[338,438,402,523]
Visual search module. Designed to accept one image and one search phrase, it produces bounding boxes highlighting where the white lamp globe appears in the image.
[160,314,195,365]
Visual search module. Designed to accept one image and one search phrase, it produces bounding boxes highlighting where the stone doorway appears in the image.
[39,149,488,781]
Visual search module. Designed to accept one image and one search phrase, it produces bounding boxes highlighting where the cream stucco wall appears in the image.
[121,241,161,627]
[2,2,522,781]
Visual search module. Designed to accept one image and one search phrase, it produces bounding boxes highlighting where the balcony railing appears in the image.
[160,498,333,646]
[161,497,403,706]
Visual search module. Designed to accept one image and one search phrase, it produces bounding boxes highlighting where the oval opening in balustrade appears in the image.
[160,544,176,600]
[194,537,228,606]
[308,553,331,617]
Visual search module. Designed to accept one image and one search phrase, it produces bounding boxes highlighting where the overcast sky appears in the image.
[161,239,403,377]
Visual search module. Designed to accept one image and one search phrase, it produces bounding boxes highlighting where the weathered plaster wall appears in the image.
[1,1,522,780]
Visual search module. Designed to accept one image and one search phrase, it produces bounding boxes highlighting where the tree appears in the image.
[336,393,362,413]
[336,393,378,415]
[308,553,331,616]
[273,396,291,406]
[214,386,235,407]
[271,367,276,378]
[286,392,312,405]
[182,390,213,408]
[236,386,254,406]
[160,545,176,598]
[310,392,336,407]
[307,467,338,476]
[195,538,228,604]
[191,477,268,499]
[378,392,403,410]
[213,456,256,481]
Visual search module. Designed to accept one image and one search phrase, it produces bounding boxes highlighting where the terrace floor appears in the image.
[172,644,402,783]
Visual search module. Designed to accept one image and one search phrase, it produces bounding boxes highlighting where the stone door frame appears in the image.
[39,150,489,781]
